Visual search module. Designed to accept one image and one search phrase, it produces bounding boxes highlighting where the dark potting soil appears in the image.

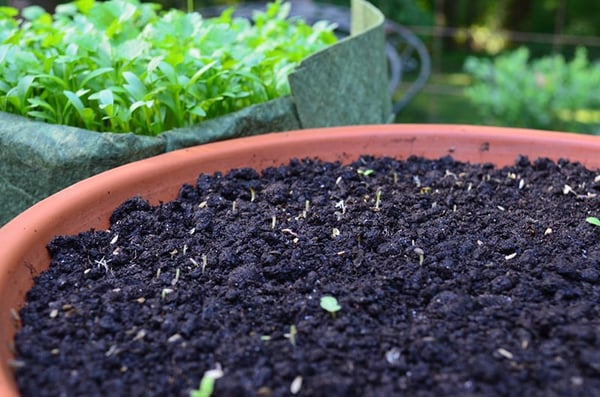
[13,154,600,397]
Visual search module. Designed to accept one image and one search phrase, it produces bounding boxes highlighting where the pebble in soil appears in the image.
[12,154,600,397]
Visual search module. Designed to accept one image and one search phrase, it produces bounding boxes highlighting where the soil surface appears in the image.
[13,155,600,397]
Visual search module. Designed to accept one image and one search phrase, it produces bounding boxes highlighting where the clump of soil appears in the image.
[13,155,600,397]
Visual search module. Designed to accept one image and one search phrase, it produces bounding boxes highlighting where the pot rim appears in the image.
[2,123,600,396]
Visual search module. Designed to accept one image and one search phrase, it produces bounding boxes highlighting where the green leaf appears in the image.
[21,5,47,21]
[6,75,36,112]
[89,88,114,109]
[122,71,147,101]
[0,6,19,18]
[36,73,69,90]
[63,90,86,112]
[75,0,95,14]
[0,46,9,65]
[54,2,78,17]
[117,39,149,60]
[186,60,218,87]
[27,110,56,123]
[157,61,178,85]
[80,67,114,88]
[129,99,154,113]
[586,217,600,227]
[189,105,206,118]
[0,80,11,94]
[146,56,164,77]
[27,97,57,115]
[320,295,341,313]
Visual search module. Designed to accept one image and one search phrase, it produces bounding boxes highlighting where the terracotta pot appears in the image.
[2,124,600,396]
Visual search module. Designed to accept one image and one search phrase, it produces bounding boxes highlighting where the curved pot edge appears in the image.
[1,123,599,396]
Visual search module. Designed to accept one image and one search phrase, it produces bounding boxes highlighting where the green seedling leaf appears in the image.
[586,217,600,227]
[188,105,207,118]
[27,110,56,123]
[6,75,36,113]
[89,88,114,109]
[129,99,154,112]
[63,89,86,112]
[0,6,19,18]
[146,55,164,77]
[36,73,68,90]
[320,295,341,318]
[187,61,218,88]
[0,45,10,65]
[21,5,47,21]
[79,67,114,88]
[157,61,178,85]
[27,97,57,117]
[122,71,147,101]
[191,364,224,397]
[118,39,149,60]
[75,0,95,14]
[63,89,96,128]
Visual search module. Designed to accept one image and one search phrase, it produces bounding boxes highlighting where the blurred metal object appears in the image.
[201,0,431,117]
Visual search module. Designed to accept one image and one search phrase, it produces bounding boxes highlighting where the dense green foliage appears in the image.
[464,47,600,134]
[0,0,336,135]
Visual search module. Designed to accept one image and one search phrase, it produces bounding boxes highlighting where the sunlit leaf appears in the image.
[122,71,147,101]
[63,89,85,111]
[0,6,19,18]
[89,88,114,109]
[79,67,114,88]
[189,105,206,117]
[21,6,47,21]
[157,61,177,85]
[130,99,154,113]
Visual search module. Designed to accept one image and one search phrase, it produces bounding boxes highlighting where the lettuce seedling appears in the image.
[586,216,600,227]
[320,295,341,318]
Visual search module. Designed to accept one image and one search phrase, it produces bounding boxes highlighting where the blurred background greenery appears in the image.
[5,0,600,134]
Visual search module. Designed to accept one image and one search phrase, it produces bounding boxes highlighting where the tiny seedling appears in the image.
[190,364,224,397]
[414,247,425,266]
[284,325,297,346]
[586,216,600,227]
[171,268,181,286]
[331,228,341,238]
[202,254,208,273]
[94,256,110,272]
[320,295,341,318]
[357,168,375,177]
[374,189,382,210]
[335,199,347,215]
[161,288,173,300]
[302,199,310,218]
